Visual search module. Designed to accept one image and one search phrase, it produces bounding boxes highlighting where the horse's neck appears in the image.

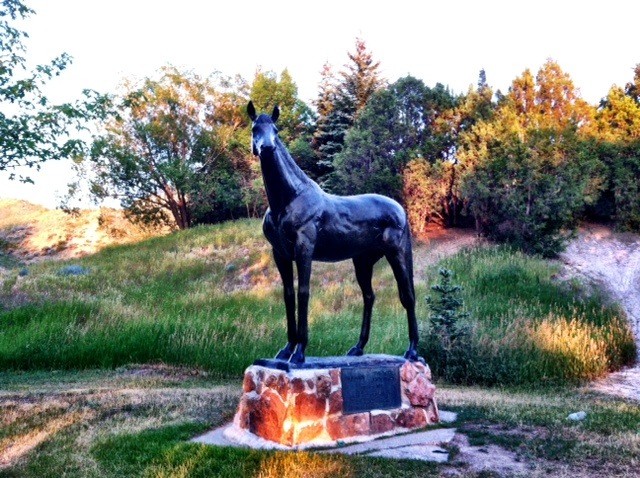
[261,139,315,213]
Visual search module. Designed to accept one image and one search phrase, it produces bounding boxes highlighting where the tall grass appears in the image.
[0,221,635,386]
[0,220,416,376]
[420,246,636,385]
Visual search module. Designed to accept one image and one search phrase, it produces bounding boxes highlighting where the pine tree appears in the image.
[312,38,384,189]
[311,62,339,182]
[341,38,385,113]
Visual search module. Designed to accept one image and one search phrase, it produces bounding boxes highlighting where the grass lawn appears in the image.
[1,367,639,478]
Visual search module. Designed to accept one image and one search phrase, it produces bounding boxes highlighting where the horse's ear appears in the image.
[247,101,257,121]
[272,105,280,123]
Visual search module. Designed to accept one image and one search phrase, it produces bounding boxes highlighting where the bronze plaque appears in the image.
[341,366,401,414]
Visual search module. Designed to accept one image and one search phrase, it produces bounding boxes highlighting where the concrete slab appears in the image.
[321,428,456,455]
[369,445,450,462]
[191,413,459,463]
[439,410,458,423]
[191,410,457,463]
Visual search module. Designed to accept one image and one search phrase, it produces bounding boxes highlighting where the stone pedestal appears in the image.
[227,354,439,447]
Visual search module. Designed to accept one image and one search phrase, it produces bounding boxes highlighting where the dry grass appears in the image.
[0,199,167,264]
[0,366,239,473]
[2,368,640,477]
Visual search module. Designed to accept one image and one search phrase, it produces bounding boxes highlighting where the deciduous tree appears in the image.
[74,67,252,229]
[0,0,87,182]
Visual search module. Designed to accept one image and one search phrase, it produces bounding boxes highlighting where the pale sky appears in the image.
[2,0,639,208]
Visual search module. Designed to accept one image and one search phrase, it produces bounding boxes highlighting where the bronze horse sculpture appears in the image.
[248,101,419,364]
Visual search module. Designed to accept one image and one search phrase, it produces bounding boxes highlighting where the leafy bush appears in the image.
[463,130,605,257]
[599,140,640,231]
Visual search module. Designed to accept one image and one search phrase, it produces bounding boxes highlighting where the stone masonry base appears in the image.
[228,355,439,447]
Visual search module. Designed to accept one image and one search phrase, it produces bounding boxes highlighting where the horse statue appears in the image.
[247,101,419,364]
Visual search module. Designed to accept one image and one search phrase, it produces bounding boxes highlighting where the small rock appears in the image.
[567,411,587,421]
[439,410,458,423]
[58,265,90,276]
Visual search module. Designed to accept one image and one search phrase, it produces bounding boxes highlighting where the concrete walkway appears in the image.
[192,411,458,462]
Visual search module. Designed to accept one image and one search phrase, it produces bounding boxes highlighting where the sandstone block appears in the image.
[327,412,370,440]
[294,392,327,422]
[370,412,395,434]
[249,389,286,443]
[406,374,436,407]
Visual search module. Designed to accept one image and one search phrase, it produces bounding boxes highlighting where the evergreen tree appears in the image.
[332,76,457,201]
[312,38,384,189]
[311,62,339,182]
[341,38,385,113]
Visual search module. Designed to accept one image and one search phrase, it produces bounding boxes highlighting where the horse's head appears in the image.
[247,101,280,157]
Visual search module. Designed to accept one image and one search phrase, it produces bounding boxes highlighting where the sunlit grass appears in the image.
[420,246,636,385]
[0,220,428,374]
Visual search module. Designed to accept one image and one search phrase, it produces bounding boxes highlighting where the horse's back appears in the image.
[329,193,407,230]
[312,193,409,261]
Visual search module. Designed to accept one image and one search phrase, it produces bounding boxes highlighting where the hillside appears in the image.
[0,198,480,271]
[0,199,168,265]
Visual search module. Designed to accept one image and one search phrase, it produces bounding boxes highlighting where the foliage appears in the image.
[592,139,640,231]
[420,268,471,382]
[402,158,449,232]
[249,68,316,145]
[312,38,384,189]
[0,220,634,387]
[72,66,255,229]
[0,0,92,182]
[332,76,457,200]
[458,61,606,256]
[595,85,640,142]
[426,247,636,386]
[249,68,318,183]
[463,129,605,256]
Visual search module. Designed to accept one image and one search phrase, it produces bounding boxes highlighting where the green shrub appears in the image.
[462,130,604,257]
[588,140,640,231]
[420,268,472,382]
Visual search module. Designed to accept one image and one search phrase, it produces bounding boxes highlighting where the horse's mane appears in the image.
[273,135,315,192]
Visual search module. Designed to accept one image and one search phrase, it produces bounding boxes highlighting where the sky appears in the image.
[1,0,639,208]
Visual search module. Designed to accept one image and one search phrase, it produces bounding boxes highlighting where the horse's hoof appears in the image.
[403,349,419,361]
[275,346,293,360]
[346,346,364,356]
[288,346,306,364]
[289,352,305,364]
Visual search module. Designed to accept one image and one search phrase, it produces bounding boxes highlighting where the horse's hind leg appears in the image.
[273,249,296,360]
[385,232,420,361]
[348,253,382,356]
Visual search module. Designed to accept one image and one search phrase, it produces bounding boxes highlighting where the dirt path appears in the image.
[560,224,640,400]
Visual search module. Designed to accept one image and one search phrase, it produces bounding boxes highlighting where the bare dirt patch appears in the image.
[560,224,640,400]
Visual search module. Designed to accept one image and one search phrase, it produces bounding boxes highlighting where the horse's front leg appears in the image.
[290,234,315,364]
[273,249,296,360]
